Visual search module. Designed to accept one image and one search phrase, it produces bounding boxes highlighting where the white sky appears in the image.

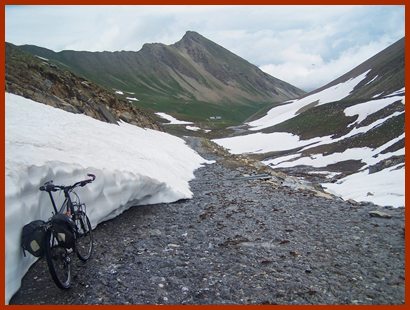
[5,5,405,91]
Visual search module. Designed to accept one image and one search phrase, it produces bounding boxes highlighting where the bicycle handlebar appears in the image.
[73,174,96,188]
[39,174,96,192]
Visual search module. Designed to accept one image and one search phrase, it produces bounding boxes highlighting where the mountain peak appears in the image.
[182,30,204,40]
[184,30,203,38]
[175,31,210,47]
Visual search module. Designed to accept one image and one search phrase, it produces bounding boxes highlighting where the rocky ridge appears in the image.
[6,43,162,130]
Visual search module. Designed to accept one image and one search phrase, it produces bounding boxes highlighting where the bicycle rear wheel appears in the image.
[44,229,71,289]
[74,212,93,261]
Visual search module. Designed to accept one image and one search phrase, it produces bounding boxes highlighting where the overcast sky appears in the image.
[6,5,405,91]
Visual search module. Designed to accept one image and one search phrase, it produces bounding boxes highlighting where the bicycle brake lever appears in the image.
[87,173,96,181]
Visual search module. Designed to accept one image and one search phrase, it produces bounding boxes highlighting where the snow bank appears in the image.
[5,93,211,304]
[322,164,404,207]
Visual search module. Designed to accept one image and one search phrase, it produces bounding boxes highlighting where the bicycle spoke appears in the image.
[74,212,93,261]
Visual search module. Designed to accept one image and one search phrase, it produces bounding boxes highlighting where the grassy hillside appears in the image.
[17,31,305,126]
[248,37,404,148]
[216,37,405,186]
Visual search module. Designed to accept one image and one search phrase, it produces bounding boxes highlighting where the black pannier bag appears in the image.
[21,220,46,257]
[50,213,76,249]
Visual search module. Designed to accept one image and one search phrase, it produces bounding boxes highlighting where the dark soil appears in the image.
[10,137,405,305]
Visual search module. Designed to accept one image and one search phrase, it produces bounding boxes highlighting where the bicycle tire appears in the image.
[44,229,71,289]
[74,212,93,261]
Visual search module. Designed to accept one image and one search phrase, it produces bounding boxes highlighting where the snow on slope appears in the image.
[247,70,370,131]
[156,112,207,132]
[344,87,405,125]
[5,93,211,303]
[322,164,404,208]
[215,91,404,156]
[214,132,322,154]
[214,83,405,208]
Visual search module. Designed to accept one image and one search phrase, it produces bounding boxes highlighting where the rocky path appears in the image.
[10,137,405,305]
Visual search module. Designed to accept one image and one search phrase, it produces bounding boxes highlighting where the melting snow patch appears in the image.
[389,87,405,96]
[372,92,384,98]
[126,97,139,101]
[156,112,193,125]
[264,153,302,166]
[365,75,378,85]
[35,55,49,61]
[186,126,201,132]
[307,171,342,179]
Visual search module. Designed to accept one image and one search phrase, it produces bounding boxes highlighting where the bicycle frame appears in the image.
[46,188,74,215]
[41,173,95,215]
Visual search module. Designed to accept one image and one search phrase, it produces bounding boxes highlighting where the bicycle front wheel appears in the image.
[44,229,71,289]
[74,212,93,261]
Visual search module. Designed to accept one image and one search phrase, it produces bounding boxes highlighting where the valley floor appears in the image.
[10,137,404,305]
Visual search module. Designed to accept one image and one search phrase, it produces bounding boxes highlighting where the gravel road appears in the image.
[10,137,405,305]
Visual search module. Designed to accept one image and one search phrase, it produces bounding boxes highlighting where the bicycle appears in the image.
[38,173,96,289]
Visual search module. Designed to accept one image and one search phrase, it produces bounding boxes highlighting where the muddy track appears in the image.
[10,137,405,305]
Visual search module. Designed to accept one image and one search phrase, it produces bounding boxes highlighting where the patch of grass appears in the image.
[359,100,404,127]
[262,99,362,139]
[325,160,365,173]
[132,95,274,127]
[304,113,404,155]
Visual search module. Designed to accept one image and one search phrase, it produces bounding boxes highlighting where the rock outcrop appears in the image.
[6,43,162,131]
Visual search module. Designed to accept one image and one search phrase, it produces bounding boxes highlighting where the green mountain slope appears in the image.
[262,38,404,147]
[219,37,405,177]
[17,31,305,126]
